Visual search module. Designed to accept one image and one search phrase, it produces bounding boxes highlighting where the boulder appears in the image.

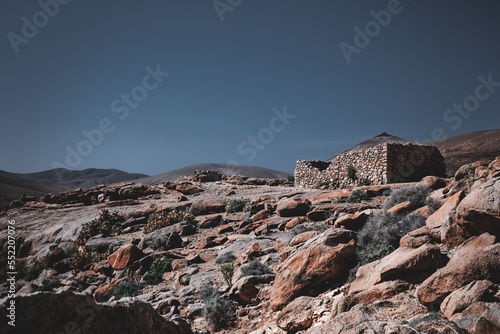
[349,244,442,295]
[400,226,432,248]
[0,291,191,334]
[457,176,500,236]
[276,198,311,217]
[108,245,145,270]
[190,199,228,216]
[198,214,222,228]
[426,190,465,245]
[306,209,330,222]
[417,233,500,306]
[289,231,321,247]
[440,280,493,319]
[276,296,319,332]
[175,183,204,195]
[387,201,414,215]
[333,211,369,231]
[421,176,449,190]
[228,274,274,304]
[270,229,356,310]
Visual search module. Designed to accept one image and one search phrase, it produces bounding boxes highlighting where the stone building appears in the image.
[295,133,446,189]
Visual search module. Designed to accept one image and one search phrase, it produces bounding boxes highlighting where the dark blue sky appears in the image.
[1,0,499,175]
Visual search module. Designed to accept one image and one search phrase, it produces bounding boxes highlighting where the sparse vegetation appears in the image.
[347,165,357,181]
[144,209,195,234]
[382,189,391,197]
[143,258,173,284]
[202,286,235,331]
[409,312,440,328]
[70,251,109,274]
[215,252,236,264]
[287,175,295,182]
[425,196,442,214]
[315,181,330,189]
[240,260,272,277]
[225,200,246,213]
[357,178,371,186]
[77,209,124,246]
[220,262,235,286]
[464,164,476,180]
[346,189,368,203]
[114,281,143,299]
[381,185,431,211]
[356,212,426,265]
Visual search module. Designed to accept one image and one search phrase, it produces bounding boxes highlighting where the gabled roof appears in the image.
[327,132,410,161]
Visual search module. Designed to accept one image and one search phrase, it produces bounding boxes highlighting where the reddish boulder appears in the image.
[277,296,319,332]
[333,211,369,231]
[440,280,493,319]
[108,245,145,270]
[276,198,311,217]
[387,201,414,215]
[190,199,228,216]
[426,190,465,244]
[417,233,500,306]
[270,229,356,310]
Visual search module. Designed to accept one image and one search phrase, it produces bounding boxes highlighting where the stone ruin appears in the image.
[295,135,446,189]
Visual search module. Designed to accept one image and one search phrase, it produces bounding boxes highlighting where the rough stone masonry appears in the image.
[295,143,446,189]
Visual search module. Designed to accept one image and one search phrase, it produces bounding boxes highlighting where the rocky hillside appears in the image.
[0,171,67,210]
[1,159,500,333]
[426,129,500,176]
[10,168,149,188]
[134,163,292,185]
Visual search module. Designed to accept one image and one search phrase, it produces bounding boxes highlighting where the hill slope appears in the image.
[133,163,292,185]
[0,171,67,209]
[425,129,500,175]
[11,168,148,189]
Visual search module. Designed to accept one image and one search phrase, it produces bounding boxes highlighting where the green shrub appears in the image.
[333,197,347,204]
[381,185,430,211]
[357,178,371,186]
[77,209,124,246]
[25,265,41,281]
[143,258,172,284]
[144,210,194,234]
[347,165,357,180]
[240,261,272,277]
[70,251,109,274]
[382,189,391,197]
[287,175,295,182]
[225,200,246,213]
[464,165,476,180]
[409,312,440,328]
[114,281,143,299]
[202,287,235,330]
[220,262,234,286]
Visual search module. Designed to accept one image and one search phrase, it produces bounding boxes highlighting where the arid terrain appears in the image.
[1,155,500,333]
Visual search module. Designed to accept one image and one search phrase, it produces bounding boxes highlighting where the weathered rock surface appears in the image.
[0,291,191,334]
[440,280,493,319]
[276,296,319,332]
[350,244,442,295]
[270,228,355,310]
[276,198,311,217]
[108,244,145,270]
[417,233,500,305]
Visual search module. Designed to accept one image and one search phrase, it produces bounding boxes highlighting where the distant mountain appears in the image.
[0,171,67,209]
[425,129,500,176]
[10,168,149,189]
[133,163,292,185]
[328,132,409,160]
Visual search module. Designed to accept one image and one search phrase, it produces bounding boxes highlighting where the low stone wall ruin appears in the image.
[295,143,445,189]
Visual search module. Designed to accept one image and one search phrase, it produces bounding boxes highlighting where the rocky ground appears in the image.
[1,163,500,333]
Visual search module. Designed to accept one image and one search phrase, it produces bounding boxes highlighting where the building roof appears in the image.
[327,132,410,161]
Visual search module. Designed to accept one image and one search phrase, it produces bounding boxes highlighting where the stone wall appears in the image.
[295,143,445,189]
